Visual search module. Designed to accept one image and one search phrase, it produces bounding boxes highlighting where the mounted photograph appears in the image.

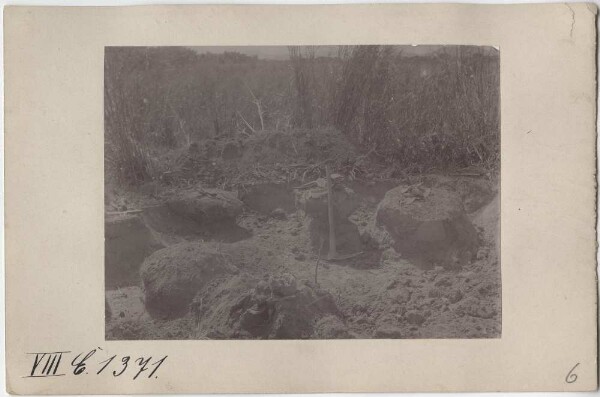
[104,45,501,340]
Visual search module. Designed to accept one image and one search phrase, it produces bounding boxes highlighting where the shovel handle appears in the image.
[326,166,337,259]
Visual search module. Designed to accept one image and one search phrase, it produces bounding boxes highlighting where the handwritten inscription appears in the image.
[27,351,68,377]
[565,363,580,384]
[25,348,167,380]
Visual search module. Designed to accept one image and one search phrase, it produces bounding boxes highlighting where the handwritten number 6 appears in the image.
[566,363,580,384]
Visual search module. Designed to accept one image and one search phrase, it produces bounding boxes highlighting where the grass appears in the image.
[105,46,500,186]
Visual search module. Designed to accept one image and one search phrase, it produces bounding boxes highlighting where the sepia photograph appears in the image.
[104,45,501,340]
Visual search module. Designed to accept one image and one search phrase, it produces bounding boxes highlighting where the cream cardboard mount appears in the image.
[4,3,598,394]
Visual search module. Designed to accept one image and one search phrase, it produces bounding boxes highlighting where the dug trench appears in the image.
[105,175,500,340]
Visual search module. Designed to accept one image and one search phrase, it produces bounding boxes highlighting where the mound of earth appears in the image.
[166,128,359,189]
[105,214,165,288]
[376,184,479,269]
[191,273,346,339]
[140,242,240,319]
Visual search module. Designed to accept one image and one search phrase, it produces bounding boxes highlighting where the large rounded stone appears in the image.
[376,185,479,268]
[140,242,239,319]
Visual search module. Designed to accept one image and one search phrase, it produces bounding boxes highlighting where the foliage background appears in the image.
[104,45,500,185]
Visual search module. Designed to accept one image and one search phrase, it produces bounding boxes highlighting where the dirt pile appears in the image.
[376,184,479,269]
[105,214,165,288]
[192,273,345,339]
[140,242,240,319]
[167,128,360,189]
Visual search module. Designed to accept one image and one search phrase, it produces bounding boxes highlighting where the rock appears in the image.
[373,325,403,338]
[314,315,350,339]
[140,242,239,319]
[166,188,243,226]
[270,208,287,220]
[376,185,479,269]
[405,310,426,325]
[105,214,165,288]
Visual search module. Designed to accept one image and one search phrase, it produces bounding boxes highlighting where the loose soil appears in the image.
[105,130,500,339]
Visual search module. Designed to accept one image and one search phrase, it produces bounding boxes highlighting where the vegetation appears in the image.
[105,46,500,186]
